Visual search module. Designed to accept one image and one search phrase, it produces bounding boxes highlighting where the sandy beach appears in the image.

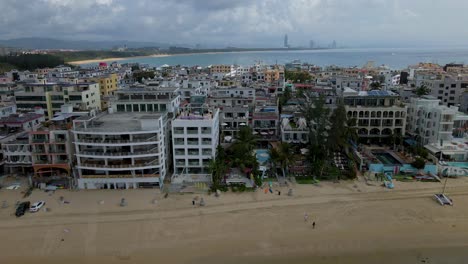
[1,177,468,263]
[67,54,171,65]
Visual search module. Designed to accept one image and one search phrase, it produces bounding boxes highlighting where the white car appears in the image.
[29,201,45,212]
[5,184,20,190]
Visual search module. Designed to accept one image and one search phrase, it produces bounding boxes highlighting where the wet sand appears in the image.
[1,178,468,263]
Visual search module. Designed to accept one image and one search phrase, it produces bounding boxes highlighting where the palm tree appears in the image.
[207,146,228,187]
[269,142,294,179]
[370,82,382,90]
[277,142,295,178]
[233,126,257,154]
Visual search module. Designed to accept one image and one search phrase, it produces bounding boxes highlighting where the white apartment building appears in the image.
[406,96,459,145]
[419,74,468,107]
[172,104,219,183]
[343,89,407,142]
[72,112,168,189]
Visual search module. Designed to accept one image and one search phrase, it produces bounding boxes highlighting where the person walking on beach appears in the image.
[304,213,309,222]
[192,200,195,206]
[312,221,316,229]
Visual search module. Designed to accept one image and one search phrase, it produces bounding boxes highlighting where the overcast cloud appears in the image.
[0,0,467,48]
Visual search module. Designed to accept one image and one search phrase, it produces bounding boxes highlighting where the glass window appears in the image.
[174,127,184,134]
[174,138,185,145]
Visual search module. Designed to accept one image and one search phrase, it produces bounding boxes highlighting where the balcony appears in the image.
[79,162,160,169]
[81,173,160,179]
[79,148,159,157]
[32,138,48,143]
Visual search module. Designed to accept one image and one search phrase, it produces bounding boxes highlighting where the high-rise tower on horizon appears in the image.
[284,34,289,48]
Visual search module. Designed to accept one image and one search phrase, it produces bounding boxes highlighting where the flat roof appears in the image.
[75,112,162,132]
[0,113,43,124]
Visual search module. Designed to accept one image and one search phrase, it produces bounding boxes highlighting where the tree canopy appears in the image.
[285,70,312,83]
[415,84,430,97]
[0,54,65,71]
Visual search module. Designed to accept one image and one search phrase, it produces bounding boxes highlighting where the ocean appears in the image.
[83,47,468,69]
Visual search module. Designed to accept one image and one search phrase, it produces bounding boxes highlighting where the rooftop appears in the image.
[74,112,163,132]
[0,113,43,124]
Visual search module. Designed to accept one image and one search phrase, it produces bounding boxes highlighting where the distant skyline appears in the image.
[1,0,468,49]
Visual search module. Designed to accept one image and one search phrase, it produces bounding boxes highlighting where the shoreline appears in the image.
[67,49,327,65]
[67,54,171,65]
[2,178,468,263]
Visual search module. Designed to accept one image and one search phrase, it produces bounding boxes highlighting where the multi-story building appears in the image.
[406,96,459,145]
[0,112,45,132]
[30,126,73,187]
[1,132,32,175]
[420,74,468,108]
[0,102,16,118]
[112,87,181,115]
[15,82,101,119]
[72,112,168,189]
[210,65,233,74]
[219,106,249,141]
[252,105,280,142]
[343,89,407,142]
[85,73,118,109]
[172,103,219,183]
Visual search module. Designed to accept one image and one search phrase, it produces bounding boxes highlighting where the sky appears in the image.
[0,0,467,48]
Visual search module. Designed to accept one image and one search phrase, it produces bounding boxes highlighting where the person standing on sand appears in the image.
[192,200,195,206]
[312,222,316,229]
[304,213,309,222]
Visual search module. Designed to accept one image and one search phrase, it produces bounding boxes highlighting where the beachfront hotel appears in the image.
[171,97,220,184]
[343,88,407,142]
[72,111,168,189]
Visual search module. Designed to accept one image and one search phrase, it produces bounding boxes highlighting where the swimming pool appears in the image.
[255,149,270,164]
[446,162,468,169]
[373,152,402,165]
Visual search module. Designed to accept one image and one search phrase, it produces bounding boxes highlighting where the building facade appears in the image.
[72,112,168,189]
[343,89,407,142]
[172,104,219,183]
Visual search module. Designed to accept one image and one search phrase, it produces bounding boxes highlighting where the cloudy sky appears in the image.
[0,0,467,48]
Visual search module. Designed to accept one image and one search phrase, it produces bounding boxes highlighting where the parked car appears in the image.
[6,184,20,190]
[29,201,45,212]
[15,201,30,217]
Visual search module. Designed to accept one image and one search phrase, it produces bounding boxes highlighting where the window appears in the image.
[188,149,199,155]
[439,84,444,88]
[187,127,198,134]
[201,127,211,134]
[438,90,443,94]
[202,138,211,145]
[202,149,212,155]
[175,149,185,155]
[451,84,456,88]
[174,127,184,134]
[117,105,125,112]
[174,138,184,145]
[450,90,455,94]
[188,159,199,165]
[187,138,199,145]
[133,104,139,112]
[449,97,455,100]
